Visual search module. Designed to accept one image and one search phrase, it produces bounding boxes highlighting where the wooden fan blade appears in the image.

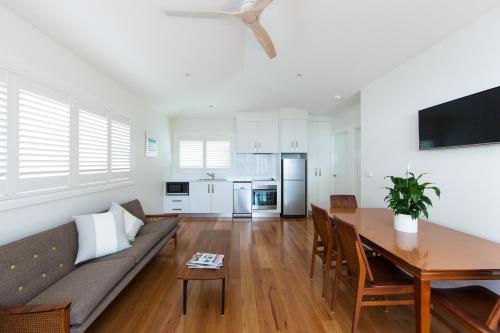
[164,10,238,19]
[248,21,276,59]
[247,0,274,13]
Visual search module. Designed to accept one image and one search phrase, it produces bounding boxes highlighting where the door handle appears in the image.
[333,174,337,177]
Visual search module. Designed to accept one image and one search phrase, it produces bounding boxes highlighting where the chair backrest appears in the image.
[334,217,374,282]
[330,195,358,209]
[311,204,334,246]
[487,298,500,331]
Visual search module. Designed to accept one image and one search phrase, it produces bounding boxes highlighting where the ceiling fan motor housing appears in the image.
[240,0,257,11]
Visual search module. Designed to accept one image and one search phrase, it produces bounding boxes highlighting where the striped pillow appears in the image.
[74,212,131,265]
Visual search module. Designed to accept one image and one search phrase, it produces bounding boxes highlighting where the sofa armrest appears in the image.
[0,303,70,333]
[145,213,178,222]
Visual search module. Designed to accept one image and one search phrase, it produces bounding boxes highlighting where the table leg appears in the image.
[183,280,188,316]
[414,278,431,333]
[221,278,225,316]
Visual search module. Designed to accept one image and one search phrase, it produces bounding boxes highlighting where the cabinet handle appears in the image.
[212,184,215,193]
[291,140,294,150]
[173,200,182,203]
[172,208,182,211]
[295,141,298,150]
[319,168,322,176]
[208,184,210,193]
[315,168,318,176]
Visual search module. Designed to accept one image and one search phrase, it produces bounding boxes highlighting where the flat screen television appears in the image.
[418,85,500,150]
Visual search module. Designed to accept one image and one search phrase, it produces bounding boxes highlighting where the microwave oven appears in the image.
[165,182,189,196]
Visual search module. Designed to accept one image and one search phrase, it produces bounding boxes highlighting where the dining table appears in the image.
[329,208,500,333]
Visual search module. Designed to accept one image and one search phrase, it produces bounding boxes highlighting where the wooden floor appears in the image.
[87,217,451,333]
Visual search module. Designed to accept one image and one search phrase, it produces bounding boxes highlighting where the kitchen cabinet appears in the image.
[280,119,308,153]
[307,121,331,210]
[236,120,278,153]
[189,181,233,214]
[211,181,233,213]
[189,182,211,213]
[164,195,189,213]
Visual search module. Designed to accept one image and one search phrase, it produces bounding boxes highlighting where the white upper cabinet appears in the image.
[280,119,308,153]
[257,121,279,153]
[235,113,279,154]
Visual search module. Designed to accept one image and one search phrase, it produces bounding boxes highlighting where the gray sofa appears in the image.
[0,199,180,333]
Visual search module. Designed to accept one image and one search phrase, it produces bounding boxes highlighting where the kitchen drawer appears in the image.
[165,196,189,205]
[165,205,188,213]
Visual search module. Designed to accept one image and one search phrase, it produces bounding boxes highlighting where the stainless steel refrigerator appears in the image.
[281,154,307,216]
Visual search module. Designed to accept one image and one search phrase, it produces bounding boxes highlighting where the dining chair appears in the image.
[432,285,499,333]
[331,217,414,333]
[310,204,337,297]
[330,195,358,209]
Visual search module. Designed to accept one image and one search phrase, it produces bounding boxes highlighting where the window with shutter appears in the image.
[0,71,8,195]
[178,139,204,169]
[206,139,231,169]
[16,79,71,193]
[78,108,108,184]
[111,119,132,179]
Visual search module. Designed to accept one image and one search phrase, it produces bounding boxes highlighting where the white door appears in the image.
[316,122,331,209]
[257,121,279,153]
[211,181,234,213]
[332,131,350,194]
[236,121,257,153]
[293,120,308,153]
[279,119,295,153]
[189,182,212,213]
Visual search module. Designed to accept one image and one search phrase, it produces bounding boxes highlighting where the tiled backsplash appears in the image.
[234,154,279,179]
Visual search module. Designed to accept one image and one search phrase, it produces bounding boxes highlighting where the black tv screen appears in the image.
[419,85,500,150]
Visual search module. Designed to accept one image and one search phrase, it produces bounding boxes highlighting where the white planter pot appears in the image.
[394,214,418,233]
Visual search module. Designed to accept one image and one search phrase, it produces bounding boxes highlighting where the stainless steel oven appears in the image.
[252,184,277,210]
[165,182,189,196]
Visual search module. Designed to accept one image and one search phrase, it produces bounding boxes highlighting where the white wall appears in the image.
[331,104,361,133]
[0,6,171,245]
[361,8,500,291]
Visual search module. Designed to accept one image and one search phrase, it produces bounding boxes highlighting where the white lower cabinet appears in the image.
[189,181,233,214]
[164,196,190,213]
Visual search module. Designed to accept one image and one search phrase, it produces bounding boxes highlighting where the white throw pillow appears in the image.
[123,209,144,242]
[74,211,131,265]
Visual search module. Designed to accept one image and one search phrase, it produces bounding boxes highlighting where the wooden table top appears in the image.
[329,208,500,274]
[177,229,231,280]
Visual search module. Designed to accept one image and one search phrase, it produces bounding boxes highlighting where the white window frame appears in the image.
[175,134,234,174]
[0,66,135,212]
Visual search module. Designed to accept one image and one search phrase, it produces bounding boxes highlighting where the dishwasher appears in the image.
[233,181,252,218]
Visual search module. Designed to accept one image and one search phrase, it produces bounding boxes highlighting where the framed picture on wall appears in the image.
[145,133,158,158]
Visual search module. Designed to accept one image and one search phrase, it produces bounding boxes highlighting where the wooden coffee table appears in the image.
[177,230,231,316]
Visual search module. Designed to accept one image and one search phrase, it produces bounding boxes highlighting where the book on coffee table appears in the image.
[187,252,224,269]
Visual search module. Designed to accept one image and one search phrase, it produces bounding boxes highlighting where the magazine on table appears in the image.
[187,252,224,269]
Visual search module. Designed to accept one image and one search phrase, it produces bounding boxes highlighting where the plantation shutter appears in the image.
[178,138,204,169]
[0,71,8,195]
[110,118,132,180]
[16,79,71,193]
[78,107,108,184]
[206,139,231,169]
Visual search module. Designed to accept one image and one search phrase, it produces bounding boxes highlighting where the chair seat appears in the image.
[367,256,413,287]
[432,286,500,333]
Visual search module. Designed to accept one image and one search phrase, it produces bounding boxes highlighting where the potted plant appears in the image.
[384,167,440,233]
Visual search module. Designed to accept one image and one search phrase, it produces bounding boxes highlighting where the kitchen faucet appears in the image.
[206,172,215,180]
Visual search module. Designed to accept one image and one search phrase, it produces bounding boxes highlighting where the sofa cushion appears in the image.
[0,222,78,305]
[27,257,135,325]
[92,232,165,264]
[121,199,147,224]
[137,218,179,237]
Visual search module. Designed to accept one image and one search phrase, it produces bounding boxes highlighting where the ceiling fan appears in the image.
[164,0,277,59]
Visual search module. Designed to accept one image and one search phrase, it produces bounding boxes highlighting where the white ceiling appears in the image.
[1,0,499,116]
